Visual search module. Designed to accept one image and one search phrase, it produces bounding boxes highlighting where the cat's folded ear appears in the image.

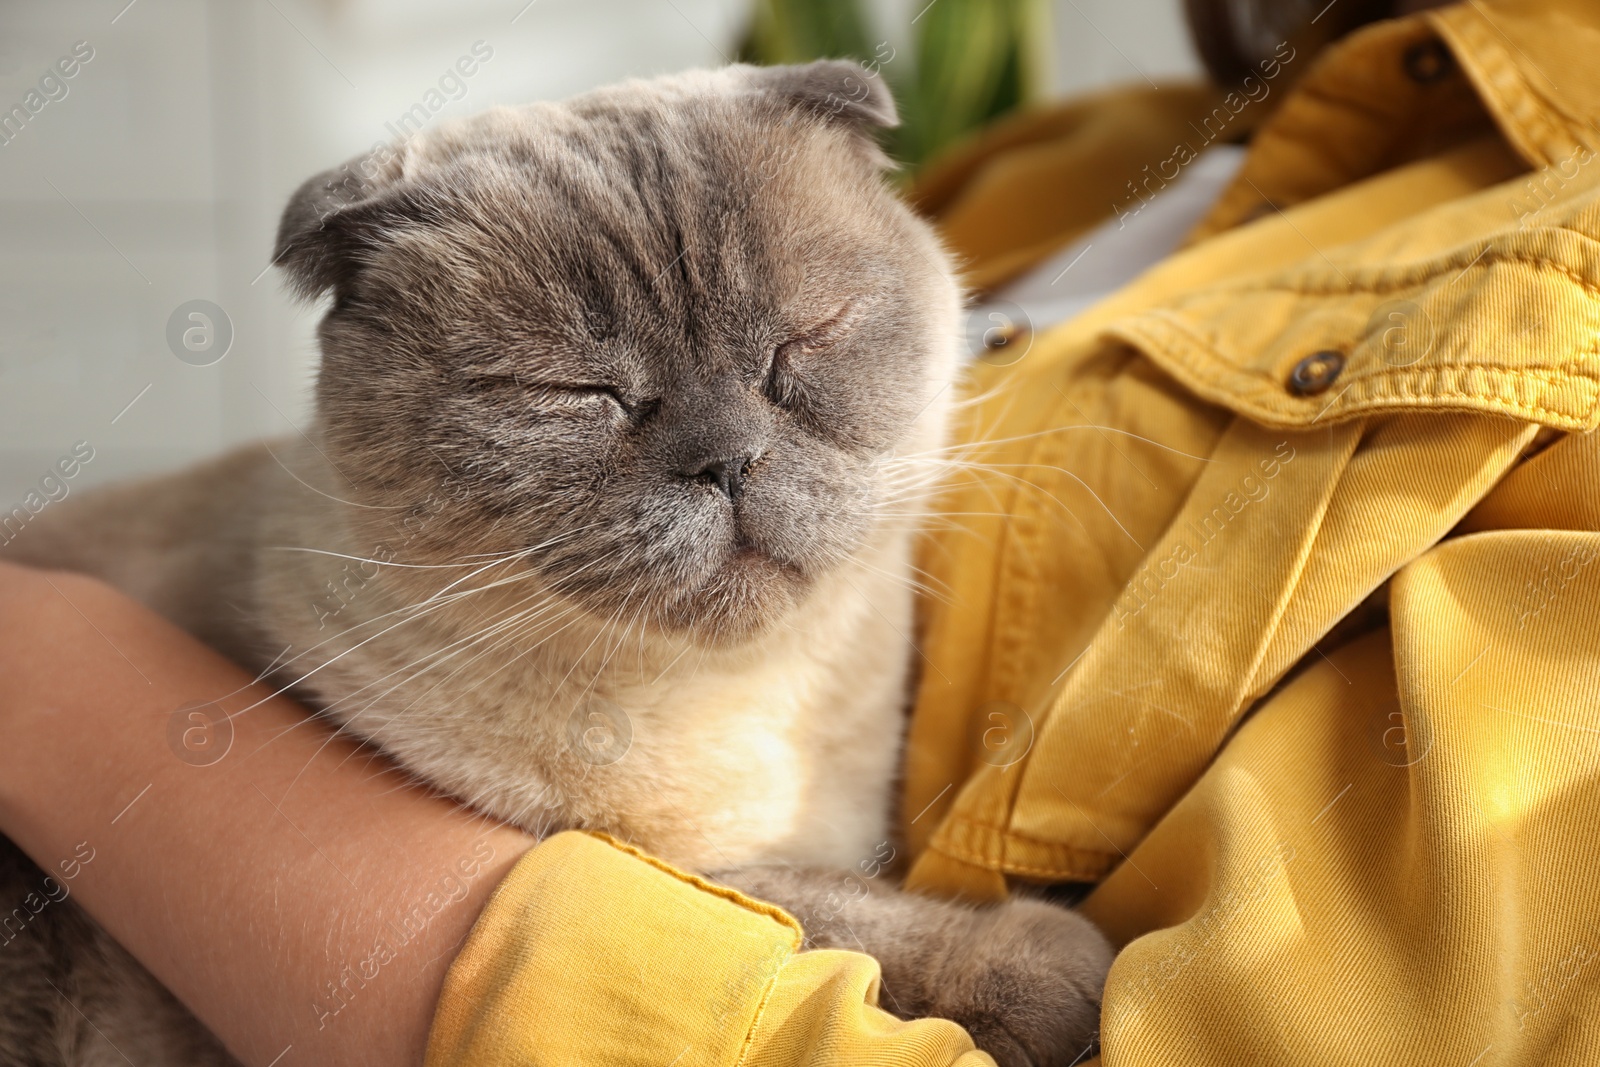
[741,59,898,134]
[273,144,414,300]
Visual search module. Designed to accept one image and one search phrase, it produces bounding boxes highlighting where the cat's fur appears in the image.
[0,61,1111,1066]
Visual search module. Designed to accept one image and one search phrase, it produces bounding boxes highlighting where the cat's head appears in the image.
[275,60,960,643]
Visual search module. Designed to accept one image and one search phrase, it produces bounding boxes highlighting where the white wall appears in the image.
[0,0,1198,500]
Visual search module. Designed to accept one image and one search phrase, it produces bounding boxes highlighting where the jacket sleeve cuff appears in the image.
[426,830,993,1067]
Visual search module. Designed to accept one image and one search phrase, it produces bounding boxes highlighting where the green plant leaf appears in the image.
[735,0,1050,175]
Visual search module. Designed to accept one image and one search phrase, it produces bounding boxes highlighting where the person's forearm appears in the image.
[0,565,536,1067]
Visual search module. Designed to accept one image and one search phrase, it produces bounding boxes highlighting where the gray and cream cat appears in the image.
[0,61,1111,1066]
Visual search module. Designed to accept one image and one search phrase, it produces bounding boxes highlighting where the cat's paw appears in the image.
[925,898,1112,1067]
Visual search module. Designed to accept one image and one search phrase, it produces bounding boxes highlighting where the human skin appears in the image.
[0,560,537,1067]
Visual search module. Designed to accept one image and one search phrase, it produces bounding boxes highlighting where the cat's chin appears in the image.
[661,547,810,645]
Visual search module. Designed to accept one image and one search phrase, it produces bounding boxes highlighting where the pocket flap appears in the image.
[1106,224,1600,432]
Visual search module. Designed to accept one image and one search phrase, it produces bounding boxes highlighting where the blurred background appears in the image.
[0,0,1199,500]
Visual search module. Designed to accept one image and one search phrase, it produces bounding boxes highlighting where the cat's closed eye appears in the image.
[764,301,863,410]
[764,342,803,409]
[463,373,645,421]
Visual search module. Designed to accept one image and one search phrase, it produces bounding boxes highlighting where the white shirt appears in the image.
[966,145,1247,355]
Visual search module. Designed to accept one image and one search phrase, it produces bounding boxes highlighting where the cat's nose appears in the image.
[688,455,755,500]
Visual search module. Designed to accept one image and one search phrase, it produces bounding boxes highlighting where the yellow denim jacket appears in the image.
[427,2,1600,1064]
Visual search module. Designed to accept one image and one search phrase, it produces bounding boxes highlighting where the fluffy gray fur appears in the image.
[0,61,1110,1066]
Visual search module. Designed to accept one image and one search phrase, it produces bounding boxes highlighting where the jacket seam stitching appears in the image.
[731,948,796,1067]
[928,833,1115,879]
[582,831,805,936]
[1194,251,1600,301]
[1127,313,1600,424]
[937,812,1125,856]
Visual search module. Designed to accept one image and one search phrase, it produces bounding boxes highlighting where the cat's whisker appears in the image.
[847,554,953,605]
[243,524,605,695]
[911,459,1144,546]
[883,423,1215,463]
[278,598,594,785]
[265,543,552,570]
[301,569,608,724]
[334,603,578,743]
[549,574,647,698]
[242,549,612,727]
[262,439,409,511]
[416,523,606,605]
[559,577,649,729]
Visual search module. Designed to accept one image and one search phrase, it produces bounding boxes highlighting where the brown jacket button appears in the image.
[1404,39,1453,84]
[1289,350,1345,395]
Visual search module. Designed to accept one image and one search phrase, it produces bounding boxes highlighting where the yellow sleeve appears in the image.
[426,830,995,1067]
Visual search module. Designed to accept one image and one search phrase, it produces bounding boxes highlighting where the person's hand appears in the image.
[0,559,536,1067]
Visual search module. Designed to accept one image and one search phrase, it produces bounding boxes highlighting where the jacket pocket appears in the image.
[1106,222,1600,432]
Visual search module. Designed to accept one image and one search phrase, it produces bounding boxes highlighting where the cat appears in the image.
[0,60,1111,1066]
